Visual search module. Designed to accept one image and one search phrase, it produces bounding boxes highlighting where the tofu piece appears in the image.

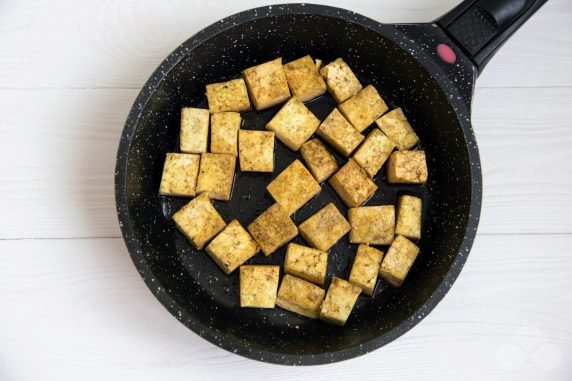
[319,58,362,103]
[238,130,275,172]
[284,243,328,285]
[283,55,327,102]
[180,107,209,153]
[338,85,388,132]
[196,153,236,201]
[349,245,384,296]
[379,235,420,287]
[239,265,280,308]
[266,159,321,215]
[247,203,298,256]
[265,97,320,151]
[348,205,395,245]
[375,107,419,150]
[298,203,350,251]
[329,160,377,208]
[205,220,259,275]
[386,150,428,184]
[395,195,422,240]
[205,78,251,113]
[159,153,200,197]
[172,193,226,250]
[276,274,325,319]
[210,112,241,156]
[319,277,361,326]
[243,58,291,110]
[300,138,339,183]
[352,129,395,177]
[315,59,323,71]
[316,108,364,157]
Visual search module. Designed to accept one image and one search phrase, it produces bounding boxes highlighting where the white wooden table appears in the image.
[1,1,571,379]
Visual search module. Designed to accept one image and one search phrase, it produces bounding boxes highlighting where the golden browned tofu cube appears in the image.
[395,195,422,240]
[316,108,364,157]
[329,160,377,208]
[180,107,209,154]
[284,243,328,285]
[379,235,420,287]
[276,274,325,319]
[206,78,251,113]
[210,112,241,156]
[386,150,428,184]
[238,130,275,172]
[349,245,384,296]
[159,153,200,197]
[266,97,320,151]
[315,58,323,71]
[300,139,339,183]
[338,85,388,132]
[298,203,350,251]
[348,205,395,245]
[196,153,236,201]
[283,55,327,102]
[247,203,298,256]
[239,265,280,308]
[319,58,362,103]
[319,277,361,326]
[266,159,320,215]
[172,193,226,250]
[375,107,419,150]
[205,220,259,275]
[243,58,290,110]
[352,129,395,178]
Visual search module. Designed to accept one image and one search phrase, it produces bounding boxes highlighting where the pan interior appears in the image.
[122,13,472,356]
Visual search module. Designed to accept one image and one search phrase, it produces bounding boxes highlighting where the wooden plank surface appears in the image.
[1,235,570,380]
[0,0,569,90]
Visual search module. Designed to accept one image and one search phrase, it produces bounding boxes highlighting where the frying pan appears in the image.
[115,0,547,365]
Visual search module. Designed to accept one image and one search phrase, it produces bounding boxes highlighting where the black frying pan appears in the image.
[115,0,547,365]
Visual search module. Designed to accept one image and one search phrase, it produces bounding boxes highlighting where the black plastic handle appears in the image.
[437,0,548,74]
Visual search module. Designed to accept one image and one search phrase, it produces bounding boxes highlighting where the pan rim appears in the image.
[115,3,482,365]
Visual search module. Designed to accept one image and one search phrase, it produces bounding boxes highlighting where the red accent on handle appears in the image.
[437,43,457,64]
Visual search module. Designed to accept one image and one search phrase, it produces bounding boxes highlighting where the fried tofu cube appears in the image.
[247,203,298,256]
[196,153,236,201]
[300,138,339,183]
[210,112,241,156]
[283,55,327,102]
[319,277,361,326]
[266,97,320,151]
[395,195,422,240]
[386,150,428,184]
[243,58,290,110]
[180,107,209,154]
[284,243,328,285]
[319,58,362,103]
[206,78,251,113]
[329,160,377,208]
[375,107,419,150]
[159,153,200,197]
[276,274,325,319]
[239,265,280,308]
[298,203,350,251]
[316,108,364,157]
[238,130,275,172]
[205,220,259,274]
[349,245,384,296]
[172,193,226,250]
[352,129,395,177]
[266,159,320,215]
[315,59,323,71]
[348,205,395,245]
[379,235,420,287]
[338,85,388,132]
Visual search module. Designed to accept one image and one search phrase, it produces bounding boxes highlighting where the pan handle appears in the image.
[436,0,548,74]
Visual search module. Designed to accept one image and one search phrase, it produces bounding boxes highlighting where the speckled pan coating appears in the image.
[115,4,482,366]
